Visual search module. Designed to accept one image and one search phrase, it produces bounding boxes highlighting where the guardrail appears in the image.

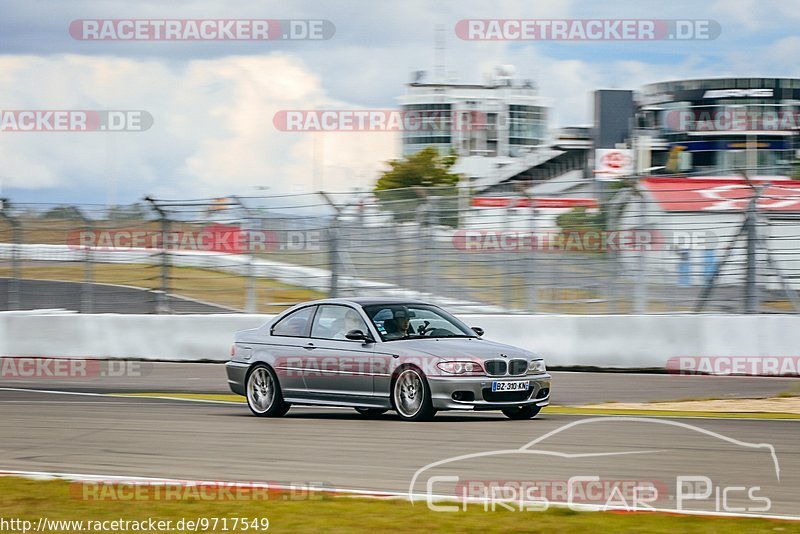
[0,313,798,374]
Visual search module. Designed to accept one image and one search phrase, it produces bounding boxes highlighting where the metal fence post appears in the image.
[633,186,648,314]
[9,219,21,311]
[0,202,21,311]
[502,205,512,309]
[527,197,537,312]
[245,255,257,313]
[231,196,258,313]
[82,219,94,314]
[159,215,171,313]
[328,218,339,298]
[429,196,440,298]
[416,202,430,295]
[145,197,170,314]
[319,192,341,298]
[745,189,759,313]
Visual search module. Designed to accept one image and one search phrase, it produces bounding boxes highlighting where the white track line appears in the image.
[0,469,798,522]
[0,387,349,408]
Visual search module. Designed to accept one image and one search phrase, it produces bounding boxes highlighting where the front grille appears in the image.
[482,388,534,403]
[484,360,507,376]
[508,359,528,376]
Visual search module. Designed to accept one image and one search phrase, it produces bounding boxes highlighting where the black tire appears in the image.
[354,408,388,417]
[245,364,290,417]
[502,405,542,420]
[391,367,436,422]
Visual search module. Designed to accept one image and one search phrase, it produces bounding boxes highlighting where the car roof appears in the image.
[309,297,433,307]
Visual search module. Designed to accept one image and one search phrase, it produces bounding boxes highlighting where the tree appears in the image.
[373,147,461,225]
[555,206,606,233]
[106,202,150,221]
[42,205,86,220]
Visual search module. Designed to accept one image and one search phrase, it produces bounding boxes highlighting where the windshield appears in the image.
[362,303,476,342]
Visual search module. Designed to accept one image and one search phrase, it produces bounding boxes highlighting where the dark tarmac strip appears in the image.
[1,362,797,405]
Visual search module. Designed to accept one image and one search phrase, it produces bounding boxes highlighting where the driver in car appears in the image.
[384,307,413,339]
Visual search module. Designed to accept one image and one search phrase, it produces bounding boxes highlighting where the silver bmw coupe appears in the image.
[226,298,551,421]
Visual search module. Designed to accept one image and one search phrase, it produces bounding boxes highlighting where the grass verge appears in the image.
[0,477,798,533]
[0,264,324,312]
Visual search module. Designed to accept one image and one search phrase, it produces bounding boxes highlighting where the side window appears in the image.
[311,305,368,340]
[271,306,315,337]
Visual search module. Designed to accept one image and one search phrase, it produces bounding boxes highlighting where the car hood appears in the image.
[385,337,536,361]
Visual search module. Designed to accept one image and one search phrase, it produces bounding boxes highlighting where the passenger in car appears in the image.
[333,309,365,340]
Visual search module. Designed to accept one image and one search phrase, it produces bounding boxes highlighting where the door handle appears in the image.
[304,342,316,350]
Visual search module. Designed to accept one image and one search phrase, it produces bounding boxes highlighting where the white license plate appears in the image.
[491,380,530,392]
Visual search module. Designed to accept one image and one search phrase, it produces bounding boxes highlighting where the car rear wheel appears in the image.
[392,368,436,422]
[246,364,290,417]
[502,405,541,420]
[354,408,388,417]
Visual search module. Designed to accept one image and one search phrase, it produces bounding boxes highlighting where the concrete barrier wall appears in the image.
[1,313,798,370]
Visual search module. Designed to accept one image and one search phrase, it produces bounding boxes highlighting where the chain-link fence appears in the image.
[1,176,799,314]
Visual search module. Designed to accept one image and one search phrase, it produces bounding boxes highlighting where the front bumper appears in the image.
[225,361,249,396]
[428,373,551,410]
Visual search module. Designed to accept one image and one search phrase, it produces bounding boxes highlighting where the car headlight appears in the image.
[437,361,484,376]
[528,359,546,374]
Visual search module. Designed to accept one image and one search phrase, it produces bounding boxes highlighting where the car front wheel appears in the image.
[502,405,541,420]
[392,368,436,422]
[246,364,290,417]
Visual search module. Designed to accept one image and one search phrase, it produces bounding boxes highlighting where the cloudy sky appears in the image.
[1,0,799,205]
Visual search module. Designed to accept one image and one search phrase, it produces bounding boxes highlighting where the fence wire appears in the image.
[1,175,799,314]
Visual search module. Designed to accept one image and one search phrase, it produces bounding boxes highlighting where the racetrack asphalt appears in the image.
[0,368,798,519]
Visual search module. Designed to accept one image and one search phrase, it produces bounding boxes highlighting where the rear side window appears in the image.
[271,306,315,337]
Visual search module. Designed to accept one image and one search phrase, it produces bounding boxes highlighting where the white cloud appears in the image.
[1,0,799,203]
[0,53,398,201]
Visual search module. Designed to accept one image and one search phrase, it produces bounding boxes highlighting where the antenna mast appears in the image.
[434,25,446,82]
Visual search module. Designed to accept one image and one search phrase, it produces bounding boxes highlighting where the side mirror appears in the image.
[471,327,484,337]
[345,329,374,342]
